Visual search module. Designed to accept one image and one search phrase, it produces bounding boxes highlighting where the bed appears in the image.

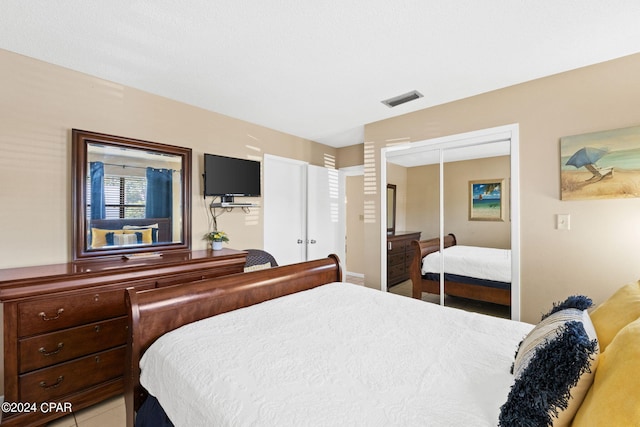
[410,233,511,306]
[125,255,640,426]
[125,254,535,426]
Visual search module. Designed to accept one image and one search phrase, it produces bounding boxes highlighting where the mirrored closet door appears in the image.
[382,124,520,320]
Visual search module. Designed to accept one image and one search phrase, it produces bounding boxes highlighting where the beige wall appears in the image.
[0,49,340,392]
[365,52,640,323]
[345,175,365,275]
[404,156,511,249]
[0,49,337,269]
[337,143,364,169]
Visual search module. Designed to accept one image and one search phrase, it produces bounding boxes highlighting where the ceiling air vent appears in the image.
[381,90,423,108]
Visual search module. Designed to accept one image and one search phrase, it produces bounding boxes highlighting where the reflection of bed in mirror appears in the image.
[410,233,511,306]
[88,218,171,249]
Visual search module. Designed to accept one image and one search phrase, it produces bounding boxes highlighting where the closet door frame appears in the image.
[264,154,346,267]
[380,123,521,320]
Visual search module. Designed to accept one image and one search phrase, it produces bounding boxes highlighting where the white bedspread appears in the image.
[421,245,511,283]
[140,282,531,427]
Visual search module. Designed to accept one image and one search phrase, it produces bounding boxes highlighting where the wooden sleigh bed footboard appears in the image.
[409,234,511,306]
[124,255,342,427]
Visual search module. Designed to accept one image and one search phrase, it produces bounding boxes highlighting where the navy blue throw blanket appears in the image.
[135,395,174,427]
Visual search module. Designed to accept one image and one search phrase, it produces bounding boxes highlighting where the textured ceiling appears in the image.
[2,1,640,147]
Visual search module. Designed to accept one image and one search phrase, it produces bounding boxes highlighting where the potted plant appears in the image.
[203,231,229,251]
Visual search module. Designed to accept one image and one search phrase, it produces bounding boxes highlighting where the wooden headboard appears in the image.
[412,233,457,260]
[124,255,342,427]
[409,233,457,298]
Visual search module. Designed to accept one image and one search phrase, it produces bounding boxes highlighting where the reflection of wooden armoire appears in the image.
[387,231,421,288]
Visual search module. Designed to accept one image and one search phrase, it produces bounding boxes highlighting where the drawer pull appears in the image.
[38,342,64,356]
[39,376,64,389]
[38,308,64,321]
[95,325,101,333]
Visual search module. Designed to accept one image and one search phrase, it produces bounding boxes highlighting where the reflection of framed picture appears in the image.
[469,179,504,221]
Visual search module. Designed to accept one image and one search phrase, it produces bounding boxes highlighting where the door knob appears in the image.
[297,239,304,244]
[310,239,317,244]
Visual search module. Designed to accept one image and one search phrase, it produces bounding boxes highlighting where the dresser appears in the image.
[387,231,421,288]
[0,249,246,427]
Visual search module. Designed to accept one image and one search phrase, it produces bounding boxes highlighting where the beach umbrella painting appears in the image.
[565,146,611,181]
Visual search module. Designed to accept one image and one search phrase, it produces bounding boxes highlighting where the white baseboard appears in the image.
[346,272,364,278]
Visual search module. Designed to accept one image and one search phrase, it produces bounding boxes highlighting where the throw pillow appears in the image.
[571,316,640,426]
[91,228,123,248]
[589,281,640,351]
[124,228,153,244]
[123,224,160,243]
[244,262,272,272]
[499,296,599,427]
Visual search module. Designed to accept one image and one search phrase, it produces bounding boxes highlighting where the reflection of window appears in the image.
[87,175,146,219]
[105,175,146,219]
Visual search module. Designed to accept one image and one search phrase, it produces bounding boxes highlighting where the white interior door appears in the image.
[307,165,345,262]
[263,155,307,265]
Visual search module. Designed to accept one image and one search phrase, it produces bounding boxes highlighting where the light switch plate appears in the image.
[557,214,570,230]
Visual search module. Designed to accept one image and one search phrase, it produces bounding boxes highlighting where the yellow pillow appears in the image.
[124,228,153,244]
[243,262,272,272]
[91,228,123,248]
[571,317,640,426]
[589,281,640,351]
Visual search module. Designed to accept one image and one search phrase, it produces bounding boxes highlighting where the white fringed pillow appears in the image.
[500,296,599,427]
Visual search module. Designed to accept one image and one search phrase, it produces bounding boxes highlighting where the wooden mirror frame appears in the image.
[387,183,396,234]
[72,129,192,261]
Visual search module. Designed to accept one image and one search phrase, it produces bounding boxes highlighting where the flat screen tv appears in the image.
[203,154,261,198]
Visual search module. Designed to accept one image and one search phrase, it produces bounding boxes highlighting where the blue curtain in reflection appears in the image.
[90,161,105,219]
[146,167,173,218]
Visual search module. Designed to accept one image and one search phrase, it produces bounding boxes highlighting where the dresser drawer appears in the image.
[17,281,153,337]
[404,251,414,266]
[388,263,406,279]
[387,252,406,267]
[19,316,127,373]
[17,289,128,337]
[155,266,242,287]
[387,240,406,254]
[19,346,126,402]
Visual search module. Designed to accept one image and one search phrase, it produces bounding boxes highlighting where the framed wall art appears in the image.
[561,124,640,200]
[469,179,504,221]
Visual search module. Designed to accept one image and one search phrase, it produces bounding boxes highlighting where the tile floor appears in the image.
[45,395,124,427]
[44,274,507,426]
[387,279,511,319]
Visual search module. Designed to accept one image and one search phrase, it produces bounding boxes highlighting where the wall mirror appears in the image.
[72,129,192,260]
[387,184,396,234]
